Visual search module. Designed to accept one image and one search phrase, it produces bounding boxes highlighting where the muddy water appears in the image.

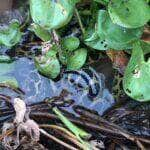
[0,57,115,115]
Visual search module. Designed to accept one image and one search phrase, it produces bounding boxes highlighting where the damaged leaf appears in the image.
[84,27,108,50]
[30,0,77,30]
[34,46,60,79]
[123,41,150,101]
[108,0,150,28]
[97,10,143,50]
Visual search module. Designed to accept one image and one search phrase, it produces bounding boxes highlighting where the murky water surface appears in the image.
[0,57,115,115]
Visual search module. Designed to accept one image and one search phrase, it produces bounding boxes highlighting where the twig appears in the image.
[0,128,15,141]
[30,112,150,145]
[0,84,25,95]
[40,124,85,150]
[76,110,150,148]
[0,94,11,102]
[136,140,146,150]
[39,128,78,150]
[40,124,77,139]
[30,112,122,135]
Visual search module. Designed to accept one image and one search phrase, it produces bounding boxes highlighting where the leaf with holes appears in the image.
[84,27,108,50]
[30,0,77,30]
[97,10,143,50]
[123,41,150,102]
[108,0,150,28]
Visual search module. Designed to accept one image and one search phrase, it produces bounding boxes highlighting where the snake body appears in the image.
[64,67,105,100]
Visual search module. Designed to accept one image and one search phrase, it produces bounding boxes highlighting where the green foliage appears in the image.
[97,10,143,50]
[0,62,18,88]
[61,36,80,51]
[0,55,12,63]
[29,23,51,41]
[30,0,77,30]
[123,41,150,102]
[84,27,108,50]
[67,48,87,70]
[0,20,22,47]
[94,0,109,5]
[141,41,150,55]
[108,0,150,28]
[34,46,60,79]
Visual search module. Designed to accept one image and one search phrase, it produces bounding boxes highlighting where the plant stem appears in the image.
[39,129,78,150]
[75,8,85,34]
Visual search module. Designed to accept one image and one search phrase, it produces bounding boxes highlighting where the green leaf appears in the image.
[97,10,143,50]
[30,0,77,30]
[67,48,87,70]
[140,40,150,55]
[29,23,51,42]
[0,62,18,88]
[108,0,150,28]
[0,76,19,88]
[0,20,22,47]
[59,50,69,65]
[61,36,80,51]
[123,41,150,102]
[84,27,109,50]
[34,46,60,79]
[0,55,12,63]
[94,0,109,5]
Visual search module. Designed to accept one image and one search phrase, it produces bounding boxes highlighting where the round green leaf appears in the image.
[97,10,143,50]
[62,36,80,51]
[67,48,87,70]
[123,41,150,102]
[30,0,76,30]
[108,0,150,28]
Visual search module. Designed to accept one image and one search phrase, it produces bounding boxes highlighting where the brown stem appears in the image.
[40,124,85,150]
[39,129,78,150]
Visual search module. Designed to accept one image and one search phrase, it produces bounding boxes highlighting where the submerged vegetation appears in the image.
[0,0,150,149]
